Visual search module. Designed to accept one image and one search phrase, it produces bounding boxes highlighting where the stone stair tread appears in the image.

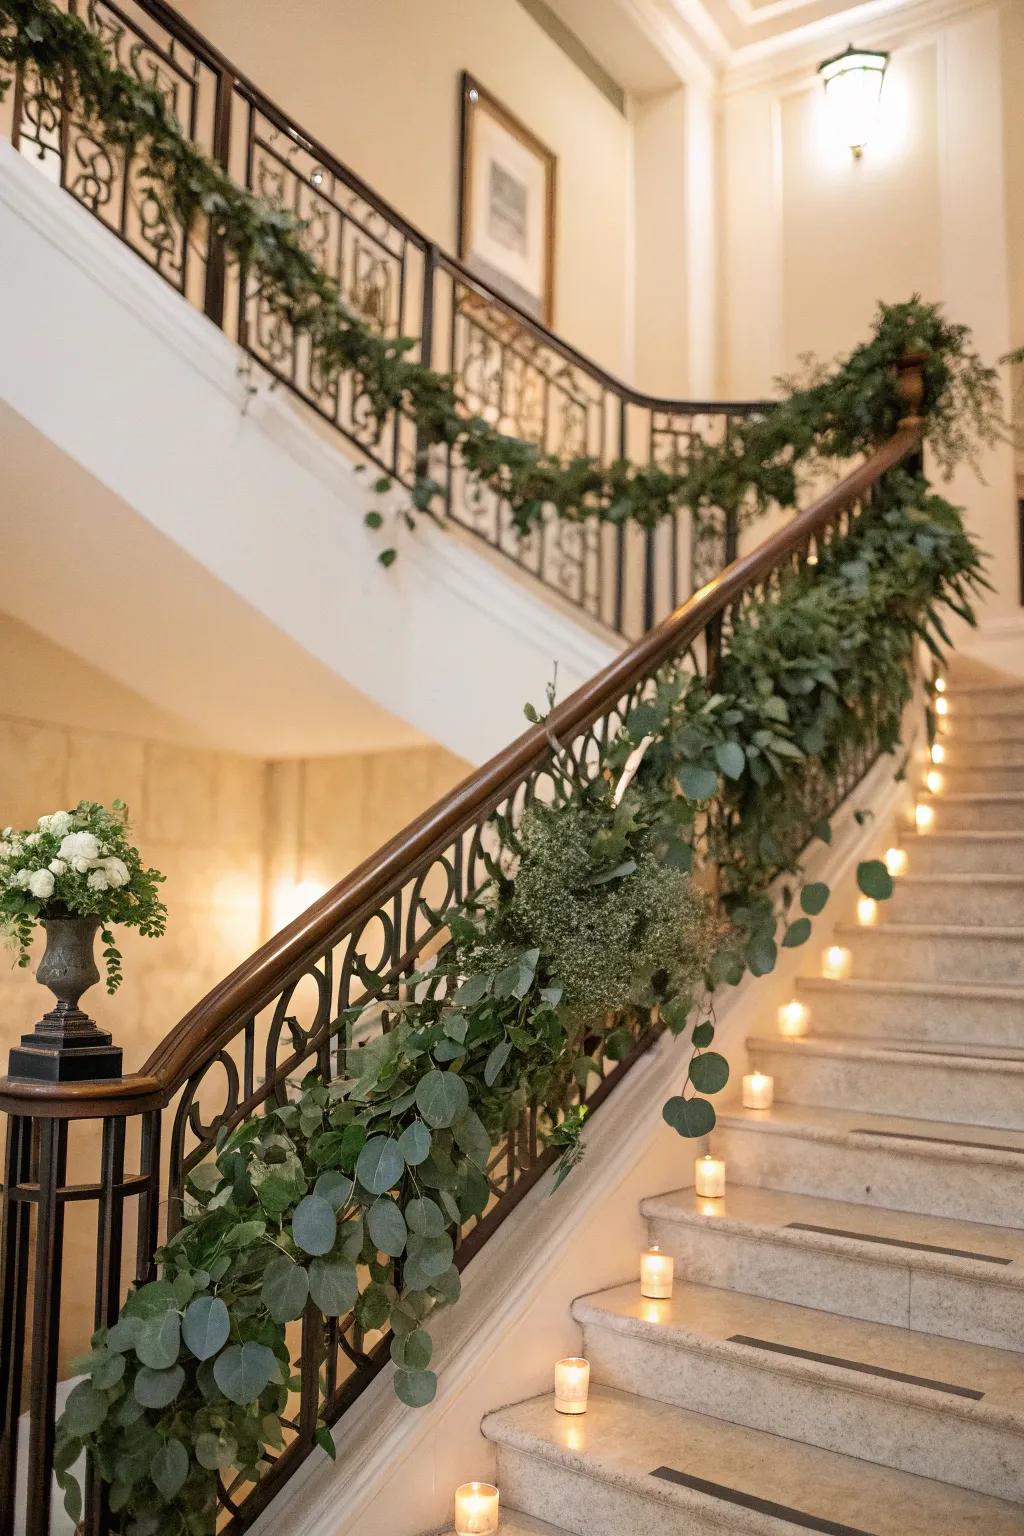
[930,791,1024,802]
[483,1385,1024,1535]
[716,1101,1024,1163]
[640,1183,1024,1279]
[798,974,1024,1000]
[747,1034,1024,1068]
[895,872,1024,886]
[573,1281,1024,1424]
[834,921,1024,939]
[442,1517,569,1536]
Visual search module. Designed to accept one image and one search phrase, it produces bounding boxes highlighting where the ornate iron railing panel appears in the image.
[0,0,770,638]
[0,422,923,1536]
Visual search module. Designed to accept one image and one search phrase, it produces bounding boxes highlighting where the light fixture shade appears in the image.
[818,44,889,156]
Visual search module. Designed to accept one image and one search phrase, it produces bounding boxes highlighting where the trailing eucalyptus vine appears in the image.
[0,0,1005,564]
[53,464,988,1533]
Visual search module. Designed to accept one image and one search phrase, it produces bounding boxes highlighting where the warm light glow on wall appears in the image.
[272,877,326,932]
[818,44,889,158]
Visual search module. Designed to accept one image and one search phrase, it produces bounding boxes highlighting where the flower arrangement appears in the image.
[0,800,167,991]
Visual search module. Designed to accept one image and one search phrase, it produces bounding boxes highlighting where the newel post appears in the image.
[895,349,928,430]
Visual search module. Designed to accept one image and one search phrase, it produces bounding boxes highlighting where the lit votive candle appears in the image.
[915,801,935,832]
[926,769,943,795]
[778,999,809,1038]
[934,677,946,693]
[935,696,949,718]
[885,846,908,878]
[742,1071,774,1109]
[931,742,945,765]
[694,1153,726,1198]
[640,1245,674,1299]
[857,897,878,927]
[554,1357,590,1415]
[454,1482,499,1536]
[822,945,852,981]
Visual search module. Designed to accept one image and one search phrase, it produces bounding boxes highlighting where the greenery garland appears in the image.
[0,0,1005,564]
[54,467,987,1533]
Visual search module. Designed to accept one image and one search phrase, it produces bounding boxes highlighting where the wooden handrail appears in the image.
[0,422,922,1116]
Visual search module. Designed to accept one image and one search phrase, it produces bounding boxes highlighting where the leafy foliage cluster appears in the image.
[0,800,166,990]
[53,466,987,1533]
[0,0,1005,564]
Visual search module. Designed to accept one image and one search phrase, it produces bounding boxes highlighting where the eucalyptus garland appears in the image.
[54,468,987,1533]
[0,0,1005,563]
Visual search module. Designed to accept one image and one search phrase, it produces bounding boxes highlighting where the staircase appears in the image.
[470,668,1024,1536]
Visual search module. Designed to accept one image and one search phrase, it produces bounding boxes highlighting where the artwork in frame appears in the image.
[458,71,557,326]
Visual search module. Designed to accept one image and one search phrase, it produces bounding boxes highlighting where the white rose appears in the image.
[104,857,130,889]
[24,832,41,847]
[28,869,55,900]
[87,869,110,892]
[71,857,92,875]
[48,858,67,875]
[13,870,32,889]
[59,831,100,862]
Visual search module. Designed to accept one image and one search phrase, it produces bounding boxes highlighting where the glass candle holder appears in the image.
[926,769,943,795]
[857,897,878,926]
[694,1153,726,1198]
[454,1483,499,1536]
[930,742,945,765]
[915,801,935,832]
[822,945,852,981]
[777,999,809,1037]
[640,1246,674,1298]
[935,696,949,718]
[554,1357,590,1415]
[742,1071,774,1109]
[884,847,908,878]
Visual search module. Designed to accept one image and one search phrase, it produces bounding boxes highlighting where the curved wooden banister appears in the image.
[0,422,921,1117]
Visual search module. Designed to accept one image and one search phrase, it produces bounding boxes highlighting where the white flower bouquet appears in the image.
[0,800,166,992]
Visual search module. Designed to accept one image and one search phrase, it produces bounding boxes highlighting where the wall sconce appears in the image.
[818,44,889,158]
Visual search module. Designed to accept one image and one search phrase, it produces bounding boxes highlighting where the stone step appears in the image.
[936,762,1024,793]
[574,1282,1024,1503]
[642,1183,1024,1351]
[944,684,1024,716]
[832,921,1024,984]
[941,712,1024,742]
[895,830,1024,875]
[484,1385,1024,1536]
[442,1517,568,1536]
[795,975,1024,1046]
[746,1034,1024,1131]
[713,1103,1024,1226]
[923,792,1024,833]
[939,735,1024,766]
[885,874,1024,926]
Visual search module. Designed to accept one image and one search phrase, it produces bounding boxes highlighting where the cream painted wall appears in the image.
[176,0,633,377]
[719,2,1020,618]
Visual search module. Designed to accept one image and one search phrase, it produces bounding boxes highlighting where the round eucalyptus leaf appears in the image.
[356,1283,392,1331]
[415,1069,470,1129]
[92,1351,126,1390]
[127,1280,177,1320]
[857,859,894,901]
[367,1197,408,1257]
[691,1021,715,1049]
[662,1095,716,1139]
[452,1109,490,1168]
[182,1296,230,1361]
[134,1310,181,1371]
[261,1256,310,1324]
[394,1368,437,1408]
[407,1232,453,1280]
[291,1194,338,1256]
[714,740,746,780]
[308,1259,358,1317]
[195,1431,238,1471]
[133,1364,185,1410]
[745,934,777,977]
[432,1265,461,1305]
[391,1327,433,1371]
[688,1051,729,1095]
[315,1170,355,1210]
[106,1315,142,1353]
[398,1120,432,1166]
[782,917,812,948]
[213,1341,277,1405]
[405,1196,446,1237]
[680,764,718,801]
[355,1136,406,1197]
[62,1382,109,1436]
[151,1439,189,1501]
[800,881,830,916]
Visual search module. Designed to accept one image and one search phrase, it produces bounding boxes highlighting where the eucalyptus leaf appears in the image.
[134,1365,185,1410]
[261,1256,310,1323]
[398,1120,432,1166]
[394,1368,438,1407]
[213,1342,278,1405]
[415,1069,469,1129]
[151,1440,189,1501]
[662,1095,716,1138]
[367,1197,408,1257]
[308,1259,359,1316]
[291,1194,338,1256]
[182,1296,230,1360]
[858,859,894,900]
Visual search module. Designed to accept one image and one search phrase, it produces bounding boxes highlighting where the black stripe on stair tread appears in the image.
[785,1222,1013,1265]
[726,1335,984,1400]
[651,1466,880,1536]
[851,1128,1024,1155]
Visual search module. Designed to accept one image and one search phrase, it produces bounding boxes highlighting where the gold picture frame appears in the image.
[458,71,557,326]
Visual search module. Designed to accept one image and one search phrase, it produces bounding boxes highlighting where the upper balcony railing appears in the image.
[1,0,768,637]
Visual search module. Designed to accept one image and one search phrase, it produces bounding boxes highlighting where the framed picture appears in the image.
[458,72,557,326]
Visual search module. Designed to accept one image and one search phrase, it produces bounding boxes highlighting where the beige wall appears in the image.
[177,0,634,378]
[719,2,1019,617]
[0,616,469,1076]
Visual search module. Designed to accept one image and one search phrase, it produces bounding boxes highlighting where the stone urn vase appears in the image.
[7,912,123,1083]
